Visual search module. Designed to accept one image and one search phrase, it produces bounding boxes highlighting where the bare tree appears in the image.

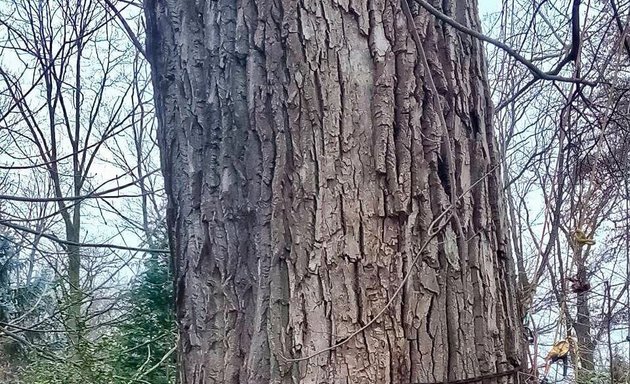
[0,0,165,369]
[487,0,630,380]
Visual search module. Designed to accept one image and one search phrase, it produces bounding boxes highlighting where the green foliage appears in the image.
[574,353,630,384]
[17,343,118,384]
[113,251,176,384]
[14,250,176,384]
[575,370,609,384]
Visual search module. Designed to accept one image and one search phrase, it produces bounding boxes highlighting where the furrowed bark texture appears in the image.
[145,0,524,383]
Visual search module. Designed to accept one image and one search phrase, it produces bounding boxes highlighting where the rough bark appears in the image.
[145,0,524,383]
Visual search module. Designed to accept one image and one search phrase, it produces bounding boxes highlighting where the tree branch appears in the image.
[101,0,147,59]
[414,0,594,85]
[0,220,169,253]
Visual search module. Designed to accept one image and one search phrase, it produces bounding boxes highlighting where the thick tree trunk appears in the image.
[145,0,524,383]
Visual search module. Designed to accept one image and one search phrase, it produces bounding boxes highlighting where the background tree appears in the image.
[487,0,630,381]
[0,0,173,382]
[111,238,175,384]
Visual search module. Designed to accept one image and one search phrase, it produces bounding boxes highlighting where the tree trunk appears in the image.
[145,1,524,383]
[574,252,594,373]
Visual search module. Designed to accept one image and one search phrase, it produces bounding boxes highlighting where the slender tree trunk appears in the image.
[574,252,594,372]
[145,1,524,382]
[65,223,82,349]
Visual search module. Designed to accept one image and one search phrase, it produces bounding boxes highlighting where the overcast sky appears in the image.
[479,0,501,15]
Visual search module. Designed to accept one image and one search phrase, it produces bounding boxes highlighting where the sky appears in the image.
[479,0,502,15]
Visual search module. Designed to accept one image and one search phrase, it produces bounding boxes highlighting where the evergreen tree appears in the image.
[113,248,175,384]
